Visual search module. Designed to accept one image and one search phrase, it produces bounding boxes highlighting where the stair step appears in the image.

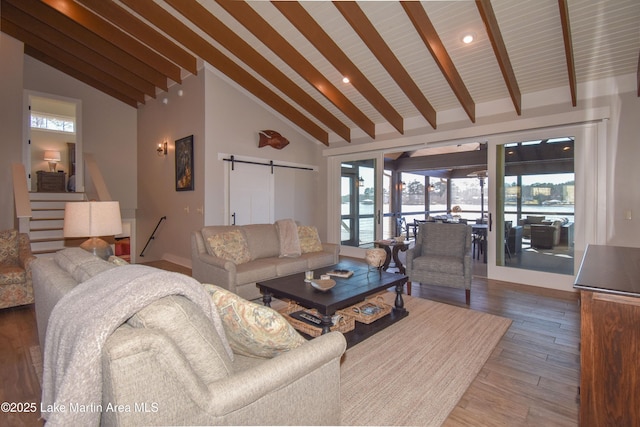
[30,229,64,240]
[31,240,66,252]
[27,192,88,255]
[31,201,71,210]
[30,219,64,229]
[29,192,85,201]
[32,210,65,220]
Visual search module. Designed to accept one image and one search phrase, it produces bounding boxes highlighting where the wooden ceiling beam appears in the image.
[1,2,156,99]
[558,0,577,107]
[476,0,522,115]
[2,19,145,105]
[4,0,168,90]
[273,1,405,136]
[334,1,437,130]
[214,0,362,142]
[40,0,181,84]
[401,2,476,123]
[75,0,198,75]
[162,0,344,143]
[120,0,328,145]
[24,46,139,108]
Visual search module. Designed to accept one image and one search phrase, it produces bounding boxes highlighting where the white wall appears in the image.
[136,67,325,267]
[22,56,138,219]
[203,66,325,231]
[0,33,25,231]
[136,72,206,266]
[607,91,640,247]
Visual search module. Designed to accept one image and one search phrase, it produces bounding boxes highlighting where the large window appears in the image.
[400,172,426,225]
[30,111,75,134]
[450,177,488,222]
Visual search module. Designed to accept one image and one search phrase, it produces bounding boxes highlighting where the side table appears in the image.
[373,240,409,275]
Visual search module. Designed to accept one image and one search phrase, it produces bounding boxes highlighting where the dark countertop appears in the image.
[574,244,640,297]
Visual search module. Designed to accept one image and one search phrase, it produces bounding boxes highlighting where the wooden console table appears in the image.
[37,171,66,192]
[574,244,640,426]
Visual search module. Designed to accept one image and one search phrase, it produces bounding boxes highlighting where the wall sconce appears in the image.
[157,141,167,156]
[357,176,365,187]
[44,150,61,172]
[398,181,405,191]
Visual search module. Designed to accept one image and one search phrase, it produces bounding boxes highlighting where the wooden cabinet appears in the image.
[36,171,66,192]
[574,245,640,426]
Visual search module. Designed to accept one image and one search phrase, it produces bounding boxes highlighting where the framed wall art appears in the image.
[175,135,194,191]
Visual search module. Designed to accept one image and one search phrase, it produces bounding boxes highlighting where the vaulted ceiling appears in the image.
[2,0,639,146]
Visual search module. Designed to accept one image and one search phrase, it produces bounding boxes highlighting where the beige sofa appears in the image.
[191,223,339,300]
[32,248,346,426]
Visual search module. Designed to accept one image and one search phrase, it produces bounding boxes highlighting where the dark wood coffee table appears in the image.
[257,259,408,347]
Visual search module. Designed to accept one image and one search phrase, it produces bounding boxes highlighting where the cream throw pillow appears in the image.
[298,225,323,253]
[203,284,306,358]
[207,230,251,264]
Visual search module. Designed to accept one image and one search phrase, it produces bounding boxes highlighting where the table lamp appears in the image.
[63,201,123,260]
[44,150,61,172]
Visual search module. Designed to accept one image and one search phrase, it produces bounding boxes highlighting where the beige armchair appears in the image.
[405,222,473,304]
[0,229,36,309]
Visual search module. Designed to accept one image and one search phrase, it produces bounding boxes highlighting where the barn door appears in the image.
[229,161,274,225]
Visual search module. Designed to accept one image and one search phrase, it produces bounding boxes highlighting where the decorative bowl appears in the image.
[310,278,336,292]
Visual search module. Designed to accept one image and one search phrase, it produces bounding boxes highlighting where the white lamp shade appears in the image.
[63,201,123,238]
[44,150,61,162]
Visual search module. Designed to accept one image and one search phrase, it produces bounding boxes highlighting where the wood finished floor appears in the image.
[0,261,580,426]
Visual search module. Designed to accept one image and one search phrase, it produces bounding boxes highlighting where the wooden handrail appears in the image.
[84,152,112,201]
[12,163,31,233]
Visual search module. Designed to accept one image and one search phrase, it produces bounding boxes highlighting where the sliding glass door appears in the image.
[486,123,602,291]
[340,159,377,247]
[329,153,383,258]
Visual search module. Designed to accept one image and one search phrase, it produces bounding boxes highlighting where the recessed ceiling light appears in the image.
[342,77,350,84]
[462,33,475,44]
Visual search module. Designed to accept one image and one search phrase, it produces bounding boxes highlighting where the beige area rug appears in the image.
[29,293,511,427]
[340,292,511,426]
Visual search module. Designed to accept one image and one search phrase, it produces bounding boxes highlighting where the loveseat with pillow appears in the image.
[32,248,346,426]
[530,220,563,249]
[191,220,339,300]
[518,215,546,239]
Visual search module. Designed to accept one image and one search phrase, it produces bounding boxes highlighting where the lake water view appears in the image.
[342,202,575,245]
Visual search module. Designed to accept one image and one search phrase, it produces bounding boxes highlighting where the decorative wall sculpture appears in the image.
[258,130,289,150]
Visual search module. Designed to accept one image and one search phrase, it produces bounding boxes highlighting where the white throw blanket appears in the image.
[276,218,301,257]
[41,264,232,426]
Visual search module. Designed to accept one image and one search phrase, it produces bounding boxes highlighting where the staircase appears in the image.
[28,192,86,257]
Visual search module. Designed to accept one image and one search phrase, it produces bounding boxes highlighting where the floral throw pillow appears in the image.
[298,225,323,253]
[203,284,306,358]
[0,229,19,265]
[207,230,251,265]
